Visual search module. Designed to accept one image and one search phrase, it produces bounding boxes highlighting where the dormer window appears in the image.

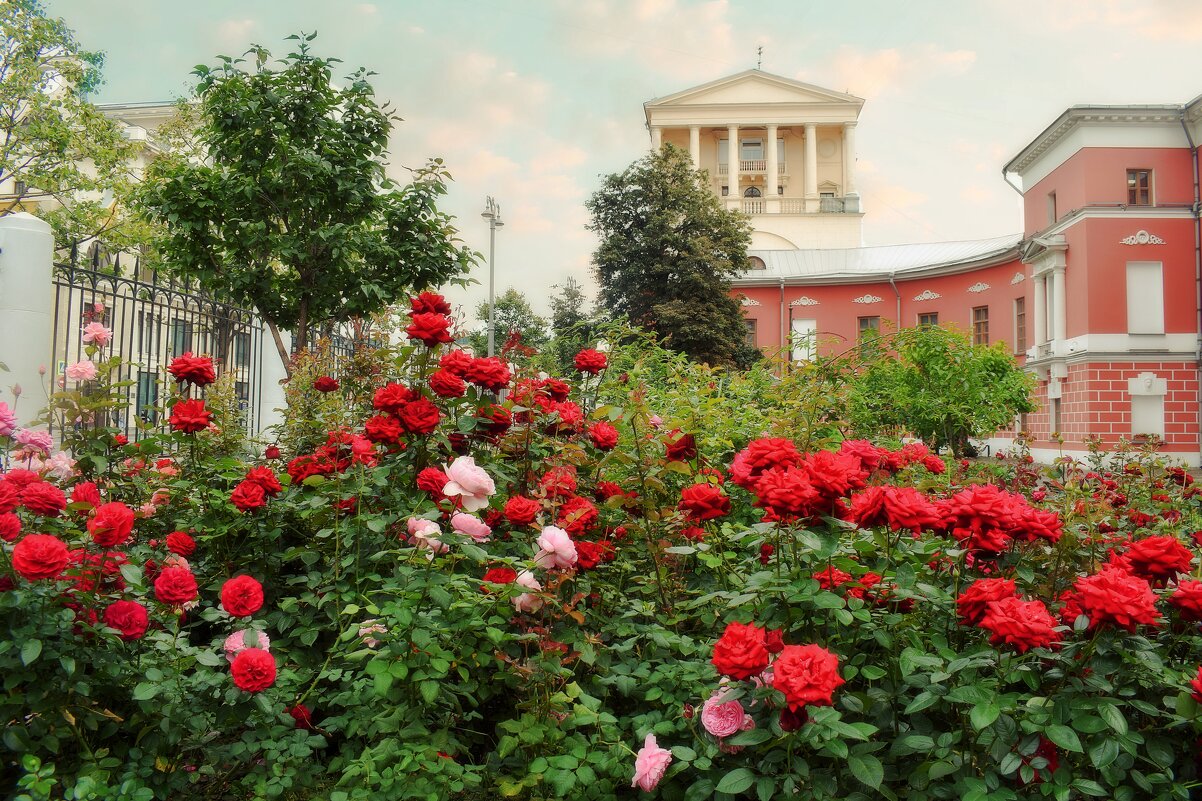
[747,256,767,270]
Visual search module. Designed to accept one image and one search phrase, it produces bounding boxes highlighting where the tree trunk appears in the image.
[266,321,293,382]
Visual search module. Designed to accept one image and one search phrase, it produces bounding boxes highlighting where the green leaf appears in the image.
[1089,737,1119,770]
[970,701,1000,730]
[132,682,159,701]
[756,776,776,801]
[1072,779,1108,797]
[419,681,439,704]
[20,639,41,666]
[1043,724,1082,753]
[715,768,756,795]
[848,754,883,789]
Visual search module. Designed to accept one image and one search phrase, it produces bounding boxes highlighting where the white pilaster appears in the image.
[688,125,700,170]
[804,123,818,212]
[727,124,740,198]
[843,121,858,198]
[650,126,662,151]
[1032,274,1046,348]
[765,123,779,198]
[1052,267,1067,344]
[0,213,54,431]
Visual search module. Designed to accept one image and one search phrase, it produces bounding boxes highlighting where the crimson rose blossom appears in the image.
[504,496,541,527]
[978,597,1060,653]
[416,467,450,497]
[167,352,216,386]
[678,483,731,521]
[169,399,212,433]
[406,312,454,346]
[166,531,196,557]
[411,291,452,315]
[0,482,17,514]
[71,481,102,508]
[12,534,70,581]
[103,600,149,641]
[557,496,599,535]
[1191,666,1202,703]
[231,480,268,512]
[846,485,941,534]
[573,348,608,375]
[0,513,20,543]
[1122,535,1194,585]
[20,482,67,517]
[772,644,845,710]
[588,421,619,450]
[373,382,415,415]
[466,357,511,392]
[956,578,1019,626]
[288,703,316,730]
[664,430,697,462]
[481,566,519,588]
[154,566,198,605]
[231,647,276,692]
[730,437,802,490]
[87,502,135,547]
[221,575,265,617]
[1073,565,1160,631]
[313,376,339,392]
[712,621,771,680]
[429,369,466,398]
[1170,579,1202,621]
[439,349,473,376]
[364,414,405,445]
[398,398,441,435]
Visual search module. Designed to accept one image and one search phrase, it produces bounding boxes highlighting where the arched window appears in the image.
[744,186,762,198]
[746,256,767,270]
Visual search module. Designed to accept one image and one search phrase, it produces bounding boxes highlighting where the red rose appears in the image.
[1170,579,1202,621]
[398,398,441,435]
[765,629,785,654]
[557,496,599,535]
[504,496,541,527]
[682,526,706,542]
[416,467,450,497]
[678,483,730,521]
[113,434,129,447]
[465,357,511,392]
[759,543,774,564]
[265,445,282,460]
[103,600,149,641]
[373,383,415,415]
[288,704,315,730]
[231,480,268,512]
[588,422,619,450]
[244,466,283,496]
[166,531,196,557]
[439,349,473,376]
[1191,666,1202,703]
[364,414,405,445]
[411,291,452,316]
[167,352,216,386]
[20,482,67,517]
[71,481,102,509]
[730,438,802,490]
[0,513,20,542]
[573,348,607,375]
[939,484,1022,554]
[429,369,466,398]
[846,485,941,535]
[482,566,519,589]
[978,597,1060,653]
[4,470,40,488]
[154,566,198,605]
[313,376,339,393]
[664,430,697,461]
[1073,565,1160,631]
[287,454,331,484]
[540,467,577,498]
[87,502,136,547]
[221,575,264,617]
[477,404,512,439]
[813,567,852,590]
[542,378,571,401]
[12,534,69,580]
[779,707,807,732]
[0,482,17,514]
[772,644,845,710]
[231,647,276,692]
[575,540,611,570]
[1123,535,1193,585]
[169,399,212,433]
[753,467,819,519]
[406,312,454,346]
[957,578,1019,626]
[799,450,868,509]
[712,621,771,680]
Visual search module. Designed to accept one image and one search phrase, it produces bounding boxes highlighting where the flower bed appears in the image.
[2,297,1202,800]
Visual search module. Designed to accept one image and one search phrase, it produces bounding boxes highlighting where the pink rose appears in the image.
[14,429,53,454]
[81,322,112,346]
[451,512,492,543]
[513,570,543,613]
[408,517,448,554]
[358,619,388,648]
[631,733,673,792]
[224,628,271,662]
[65,360,98,382]
[700,693,746,738]
[442,456,496,512]
[0,401,16,437]
[534,525,578,570]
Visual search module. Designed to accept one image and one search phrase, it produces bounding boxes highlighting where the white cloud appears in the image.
[216,19,256,47]
[821,45,977,99]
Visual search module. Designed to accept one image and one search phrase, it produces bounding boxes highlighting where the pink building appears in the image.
[662,73,1202,464]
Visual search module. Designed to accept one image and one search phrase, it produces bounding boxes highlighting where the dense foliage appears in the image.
[587,145,757,368]
[466,288,549,359]
[136,34,474,358]
[3,306,1202,801]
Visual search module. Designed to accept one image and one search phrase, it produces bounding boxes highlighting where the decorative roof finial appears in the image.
[756,45,763,70]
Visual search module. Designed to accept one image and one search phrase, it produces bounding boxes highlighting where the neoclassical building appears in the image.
[647,70,1202,466]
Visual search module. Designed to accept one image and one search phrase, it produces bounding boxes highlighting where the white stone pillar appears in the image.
[1051,267,1067,345]
[688,125,701,170]
[765,124,779,199]
[256,326,292,436]
[650,126,662,151]
[843,121,858,199]
[0,213,54,431]
[1032,273,1046,348]
[727,124,740,200]
[804,123,818,212]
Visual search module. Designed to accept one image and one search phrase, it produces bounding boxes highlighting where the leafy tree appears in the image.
[586,144,757,367]
[547,276,594,370]
[137,34,474,370]
[846,324,1035,456]
[0,0,140,253]
[467,287,548,357]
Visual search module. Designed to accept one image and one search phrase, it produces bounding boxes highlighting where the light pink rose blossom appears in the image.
[65,360,98,382]
[358,620,388,648]
[648,414,664,429]
[513,570,543,613]
[700,693,746,738]
[164,555,190,571]
[442,456,496,512]
[224,629,271,662]
[151,489,170,506]
[81,322,113,346]
[451,512,492,542]
[139,502,157,517]
[408,517,448,554]
[0,401,16,438]
[631,733,673,792]
[534,525,578,570]
[33,451,76,481]
[14,428,53,455]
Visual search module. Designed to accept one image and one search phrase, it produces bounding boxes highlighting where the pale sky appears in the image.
[47,0,1202,322]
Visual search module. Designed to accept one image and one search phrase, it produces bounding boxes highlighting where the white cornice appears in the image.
[1004,105,1186,178]
[1032,206,1191,241]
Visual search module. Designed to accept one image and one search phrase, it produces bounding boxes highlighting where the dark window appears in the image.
[746,256,767,271]
[136,370,158,423]
[744,318,757,348]
[972,306,989,346]
[171,319,193,356]
[1014,297,1027,353]
[1127,170,1152,205]
[918,312,938,327]
[233,331,251,367]
[858,316,880,338]
[744,186,761,198]
[721,186,729,197]
[14,179,26,196]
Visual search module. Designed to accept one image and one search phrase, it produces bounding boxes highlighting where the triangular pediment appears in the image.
[646,70,863,110]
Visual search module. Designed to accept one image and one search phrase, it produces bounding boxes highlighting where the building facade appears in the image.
[648,71,1202,466]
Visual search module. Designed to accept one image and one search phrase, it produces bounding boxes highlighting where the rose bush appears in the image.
[2,304,1202,800]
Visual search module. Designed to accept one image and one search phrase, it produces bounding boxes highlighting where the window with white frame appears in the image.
[1126,261,1164,334]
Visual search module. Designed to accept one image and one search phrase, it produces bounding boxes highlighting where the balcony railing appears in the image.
[742,199,764,214]
[779,199,805,214]
[716,161,787,175]
[728,196,859,215]
[819,196,844,213]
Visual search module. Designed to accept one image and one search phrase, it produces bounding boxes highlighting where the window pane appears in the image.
[972,306,989,345]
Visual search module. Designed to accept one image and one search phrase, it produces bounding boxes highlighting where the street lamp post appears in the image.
[481,196,504,356]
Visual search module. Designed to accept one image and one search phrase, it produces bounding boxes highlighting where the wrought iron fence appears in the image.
[51,251,265,441]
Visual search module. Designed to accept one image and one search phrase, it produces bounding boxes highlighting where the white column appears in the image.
[0,213,54,432]
[727,124,740,201]
[257,327,292,434]
[1051,267,1067,345]
[688,125,701,170]
[804,123,818,211]
[765,123,779,199]
[1032,273,1046,348]
[650,126,662,151]
[843,121,858,197]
